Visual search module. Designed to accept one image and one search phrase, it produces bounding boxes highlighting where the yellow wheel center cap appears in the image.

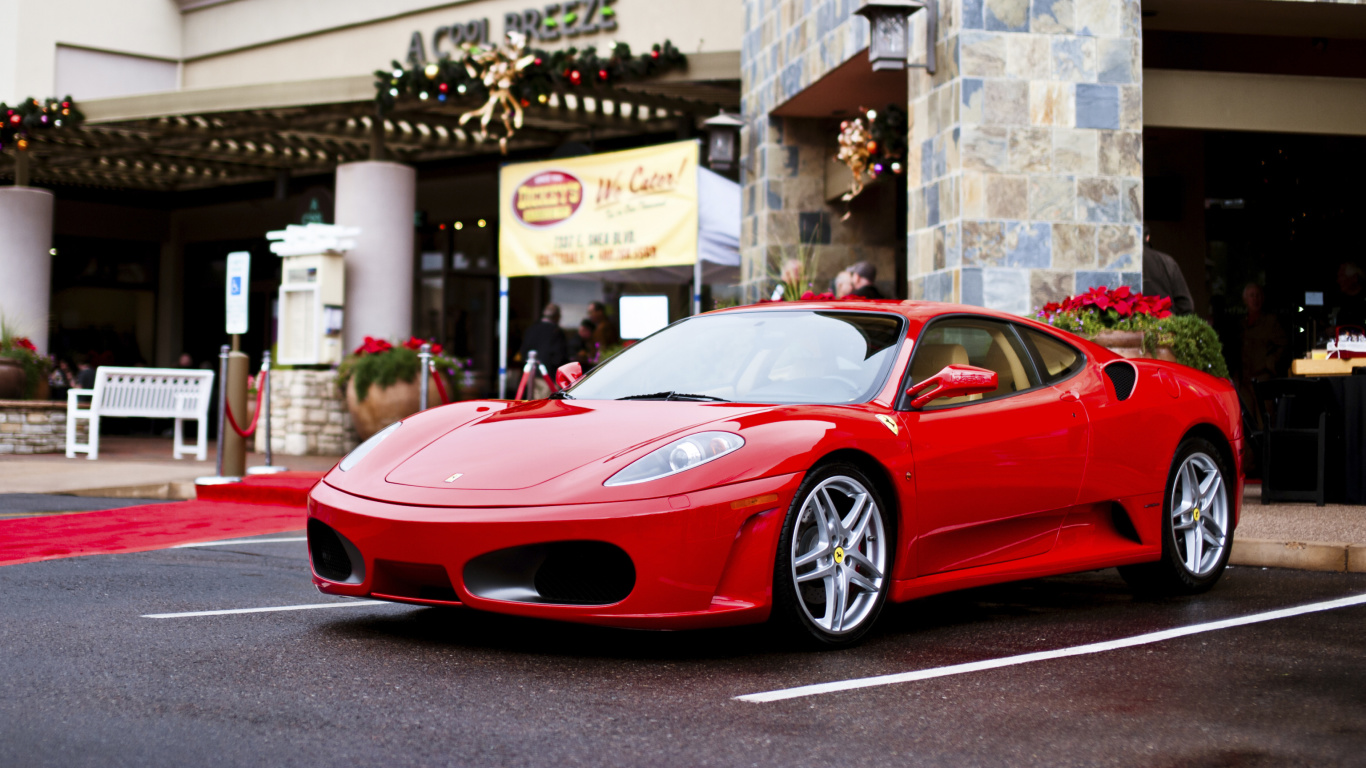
[1193,508,1200,521]
[834,547,845,564]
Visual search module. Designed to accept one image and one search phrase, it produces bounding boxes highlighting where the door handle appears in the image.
[1059,390,1080,402]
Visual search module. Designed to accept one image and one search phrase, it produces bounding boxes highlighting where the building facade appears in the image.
[741,0,1366,352]
[1,0,741,394]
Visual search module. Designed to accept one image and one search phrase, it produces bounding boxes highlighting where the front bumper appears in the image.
[307,472,801,629]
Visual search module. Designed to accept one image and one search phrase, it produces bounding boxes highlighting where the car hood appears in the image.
[384,398,769,491]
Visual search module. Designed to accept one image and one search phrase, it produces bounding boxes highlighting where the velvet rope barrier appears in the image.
[430,363,450,405]
[224,371,266,438]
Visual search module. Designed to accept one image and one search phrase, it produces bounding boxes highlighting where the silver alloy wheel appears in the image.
[1170,452,1229,577]
[789,475,887,635]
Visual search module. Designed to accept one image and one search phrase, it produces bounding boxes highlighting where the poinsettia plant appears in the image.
[337,335,468,402]
[1040,285,1172,325]
[0,318,54,399]
[1039,287,1228,378]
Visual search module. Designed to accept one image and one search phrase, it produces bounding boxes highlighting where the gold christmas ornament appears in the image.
[458,31,537,154]
[836,115,874,216]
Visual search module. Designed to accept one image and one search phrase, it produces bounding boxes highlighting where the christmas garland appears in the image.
[1,97,85,151]
[836,104,908,214]
[375,39,687,114]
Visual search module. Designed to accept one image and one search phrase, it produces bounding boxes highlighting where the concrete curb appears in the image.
[53,482,196,501]
[1232,538,1366,574]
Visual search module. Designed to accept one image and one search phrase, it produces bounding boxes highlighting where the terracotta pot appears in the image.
[0,358,24,400]
[1153,346,1179,363]
[346,374,443,441]
[34,377,50,401]
[1093,330,1144,359]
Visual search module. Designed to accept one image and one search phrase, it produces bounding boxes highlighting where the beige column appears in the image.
[0,187,55,354]
[334,161,416,351]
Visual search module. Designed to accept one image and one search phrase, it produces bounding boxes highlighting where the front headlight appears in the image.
[604,431,744,487]
[338,420,402,472]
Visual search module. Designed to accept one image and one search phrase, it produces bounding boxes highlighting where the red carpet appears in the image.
[194,471,324,507]
[0,472,327,568]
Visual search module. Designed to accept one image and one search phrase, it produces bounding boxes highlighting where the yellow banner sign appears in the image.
[499,141,700,277]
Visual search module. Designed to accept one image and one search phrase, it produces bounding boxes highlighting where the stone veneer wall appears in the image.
[255,370,358,457]
[0,400,66,454]
[908,0,1144,312]
[740,0,1146,313]
[739,0,901,300]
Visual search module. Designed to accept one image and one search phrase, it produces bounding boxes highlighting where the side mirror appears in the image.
[905,364,998,409]
[556,362,584,391]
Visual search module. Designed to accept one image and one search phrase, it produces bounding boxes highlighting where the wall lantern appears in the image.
[855,0,937,75]
[702,111,745,173]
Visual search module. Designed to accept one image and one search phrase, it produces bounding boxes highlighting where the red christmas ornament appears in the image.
[569,70,582,85]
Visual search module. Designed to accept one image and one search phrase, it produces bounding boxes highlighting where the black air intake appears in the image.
[308,519,364,583]
[464,541,636,606]
[1104,362,1137,401]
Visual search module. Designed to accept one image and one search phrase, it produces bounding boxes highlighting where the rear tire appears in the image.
[1120,437,1234,595]
[772,463,892,649]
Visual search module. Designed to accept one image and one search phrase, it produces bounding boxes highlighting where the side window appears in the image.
[906,318,1041,407]
[1021,328,1085,383]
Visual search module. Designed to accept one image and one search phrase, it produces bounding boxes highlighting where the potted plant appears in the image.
[337,336,464,440]
[0,321,53,400]
[1040,287,1229,378]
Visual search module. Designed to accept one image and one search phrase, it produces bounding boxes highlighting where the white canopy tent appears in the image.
[497,166,740,397]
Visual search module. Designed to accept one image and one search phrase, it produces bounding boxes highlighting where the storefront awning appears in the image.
[1,63,738,192]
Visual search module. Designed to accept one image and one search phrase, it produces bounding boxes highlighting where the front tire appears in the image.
[772,463,892,648]
[1120,437,1234,595]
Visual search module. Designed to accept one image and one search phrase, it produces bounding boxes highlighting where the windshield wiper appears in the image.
[549,391,574,399]
[617,391,729,402]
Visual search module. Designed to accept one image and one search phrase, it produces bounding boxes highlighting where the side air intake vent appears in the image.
[1104,362,1137,401]
[308,519,365,584]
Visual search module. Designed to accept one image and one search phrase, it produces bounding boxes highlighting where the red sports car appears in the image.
[308,301,1243,647]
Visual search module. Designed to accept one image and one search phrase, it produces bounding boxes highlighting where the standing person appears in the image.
[567,319,596,368]
[833,268,854,299]
[1142,229,1194,315]
[588,300,620,351]
[847,262,883,299]
[1333,261,1366,329]
[1237,283,1288,409]
[517,304,568,394]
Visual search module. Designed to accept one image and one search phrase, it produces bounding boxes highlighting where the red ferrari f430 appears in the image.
[308,301,1243,647]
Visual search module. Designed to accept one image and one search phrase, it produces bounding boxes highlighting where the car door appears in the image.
[901,316,1090,576]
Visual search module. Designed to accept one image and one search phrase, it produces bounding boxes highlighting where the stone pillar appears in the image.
[335,161,416,350]
[0,187,54,353]
[907,0,1144,313]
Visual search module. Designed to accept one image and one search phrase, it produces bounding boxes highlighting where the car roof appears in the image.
[708,299,1052,329]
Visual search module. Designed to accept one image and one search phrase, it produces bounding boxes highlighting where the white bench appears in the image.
[66,367,216,461]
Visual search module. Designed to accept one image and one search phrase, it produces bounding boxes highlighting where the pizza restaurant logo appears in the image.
[513,171,583,227]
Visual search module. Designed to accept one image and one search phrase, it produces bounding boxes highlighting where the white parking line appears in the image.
[736,592,1366,703]
[171,537,307,548]
[143,600,387,618]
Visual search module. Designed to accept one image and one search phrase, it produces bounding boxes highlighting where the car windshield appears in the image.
[565,310,906,404]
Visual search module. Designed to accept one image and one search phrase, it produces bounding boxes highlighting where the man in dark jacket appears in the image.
[518,303,568,376]
[848,261,884,299]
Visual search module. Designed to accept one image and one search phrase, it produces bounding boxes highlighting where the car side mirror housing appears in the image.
[905,364,998,409]
[556,362,584,391]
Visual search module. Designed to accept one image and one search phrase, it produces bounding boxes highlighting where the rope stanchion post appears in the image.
[246,350,288,475]
[196,345,242,486]
[418,343,431,412]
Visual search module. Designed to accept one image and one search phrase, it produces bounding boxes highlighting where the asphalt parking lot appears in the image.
[1,535,1363,768]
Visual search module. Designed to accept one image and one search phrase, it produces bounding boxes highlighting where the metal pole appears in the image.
[245,350,287,475]
[214,344,228,478]
[262,350,273,466]
[418,342,431,412]
[693,257,703,315]
[498,275,510,399]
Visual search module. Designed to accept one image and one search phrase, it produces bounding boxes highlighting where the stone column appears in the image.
[0,187,55,353]
[908,0,1144,313]
[334,161,416,350]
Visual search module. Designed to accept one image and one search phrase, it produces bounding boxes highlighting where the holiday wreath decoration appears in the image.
[836,105,908,213]
[375,37,687,152]
[1,97,83,152]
